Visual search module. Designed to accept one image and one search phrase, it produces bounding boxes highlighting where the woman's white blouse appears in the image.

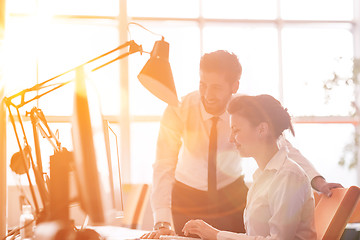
[217,148,317,240]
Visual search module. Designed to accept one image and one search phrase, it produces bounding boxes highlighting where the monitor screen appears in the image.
[71,67,123,225]
[103,120,124,219]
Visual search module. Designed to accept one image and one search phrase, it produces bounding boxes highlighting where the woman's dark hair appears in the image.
[200,50,242,84]
[227,94,295,138]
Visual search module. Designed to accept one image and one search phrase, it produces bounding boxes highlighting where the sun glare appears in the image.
[2,0,359,187]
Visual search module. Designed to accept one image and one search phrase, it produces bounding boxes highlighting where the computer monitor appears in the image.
[103,120,124,219]
[71,67,123,225]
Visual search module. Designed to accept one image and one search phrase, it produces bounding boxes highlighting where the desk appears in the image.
[90,226,147,240]
[32,222,147,240]
[6,225,146,240]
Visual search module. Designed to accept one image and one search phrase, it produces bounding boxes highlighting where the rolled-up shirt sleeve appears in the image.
[278,137,321,181]
[151,105,183,224]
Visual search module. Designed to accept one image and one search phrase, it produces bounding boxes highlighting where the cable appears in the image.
[127,21,163,53]
[2,226,20,240]
[12,173,32,208]
[128,21,163,38]
[9,233,19,240]
[3,175,38,240]
[1,216,37,240]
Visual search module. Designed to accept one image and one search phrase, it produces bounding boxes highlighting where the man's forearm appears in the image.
[311,176,343,197]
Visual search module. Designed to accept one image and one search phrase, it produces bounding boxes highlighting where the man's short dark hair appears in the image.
[200,50,242,84]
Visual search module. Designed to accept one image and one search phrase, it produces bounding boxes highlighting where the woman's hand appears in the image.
[182,220,219,240]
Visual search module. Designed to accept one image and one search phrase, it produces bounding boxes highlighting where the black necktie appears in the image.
[208,117,218,195]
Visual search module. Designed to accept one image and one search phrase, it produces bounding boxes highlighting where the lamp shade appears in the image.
[138,38,179,106]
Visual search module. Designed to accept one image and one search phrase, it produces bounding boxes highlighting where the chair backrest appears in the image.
[314,186,360,240]
[348,195,360,223]
[120,183,150,229]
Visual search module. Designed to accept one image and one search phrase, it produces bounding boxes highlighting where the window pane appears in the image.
[129,21,201,115]
[101,123,125,184]
[6,0,37,14]
[49,0,119,16]
[287,123,357,188]
[6,121,73,185]
[203,0,277,19]
[130,122,160,183]
[128,0,199,18]
[7,0,119,16]
[282,26,353,116]
[7,122,30,186]
[281,0,354,20]
[203,23,279,97]
[3,17,37,96]
[35,19,120,116]
[39,122,73,171]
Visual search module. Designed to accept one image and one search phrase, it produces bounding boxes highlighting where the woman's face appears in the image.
[229,114,262,158]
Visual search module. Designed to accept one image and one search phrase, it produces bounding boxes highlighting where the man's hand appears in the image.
[182,219,219,240]
[311,176,343,197]
[140,228,175,239]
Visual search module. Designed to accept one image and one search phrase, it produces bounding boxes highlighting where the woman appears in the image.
[182,94,317,240]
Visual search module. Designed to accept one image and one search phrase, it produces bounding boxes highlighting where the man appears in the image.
[141,50,342,239]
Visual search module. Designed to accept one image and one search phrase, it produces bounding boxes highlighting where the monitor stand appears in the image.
[35,220,103,240]
[35,150,103,239]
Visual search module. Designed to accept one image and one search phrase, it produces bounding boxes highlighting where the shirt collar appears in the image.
[252,147,288,181]
[264,147,288,170]
[199,97,228,122]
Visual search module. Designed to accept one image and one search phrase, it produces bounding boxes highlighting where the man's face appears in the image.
[199,71,239,116]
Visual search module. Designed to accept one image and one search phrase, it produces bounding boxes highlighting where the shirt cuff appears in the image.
[307,169,322,182]
[153,207,173,224]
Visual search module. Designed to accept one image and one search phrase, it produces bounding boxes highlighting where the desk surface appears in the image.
[7,226,145,240]
[90,227,201,240]
[27,222,147,240]
[90,226,147,240]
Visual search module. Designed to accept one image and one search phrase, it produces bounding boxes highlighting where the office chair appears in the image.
[313,191,321,206]
[314,186,360,240]
[348,195,360,223]
[121,183,150,229]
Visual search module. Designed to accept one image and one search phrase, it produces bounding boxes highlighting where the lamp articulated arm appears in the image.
[3,36,178,222]
[3,39,144,218]
[4,40,143,110]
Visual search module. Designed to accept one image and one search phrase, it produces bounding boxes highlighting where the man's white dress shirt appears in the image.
[217,148,317,240]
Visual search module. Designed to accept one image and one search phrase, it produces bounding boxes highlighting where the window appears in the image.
[203,23,279,96]
[3,0,360,187]
[280,0,353,20]
[202,0,277,19]
[282,26,354,116]
[289,123,357,187]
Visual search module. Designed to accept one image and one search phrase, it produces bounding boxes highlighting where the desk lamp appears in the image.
[2,28,178,239]
[138,36,178,107]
